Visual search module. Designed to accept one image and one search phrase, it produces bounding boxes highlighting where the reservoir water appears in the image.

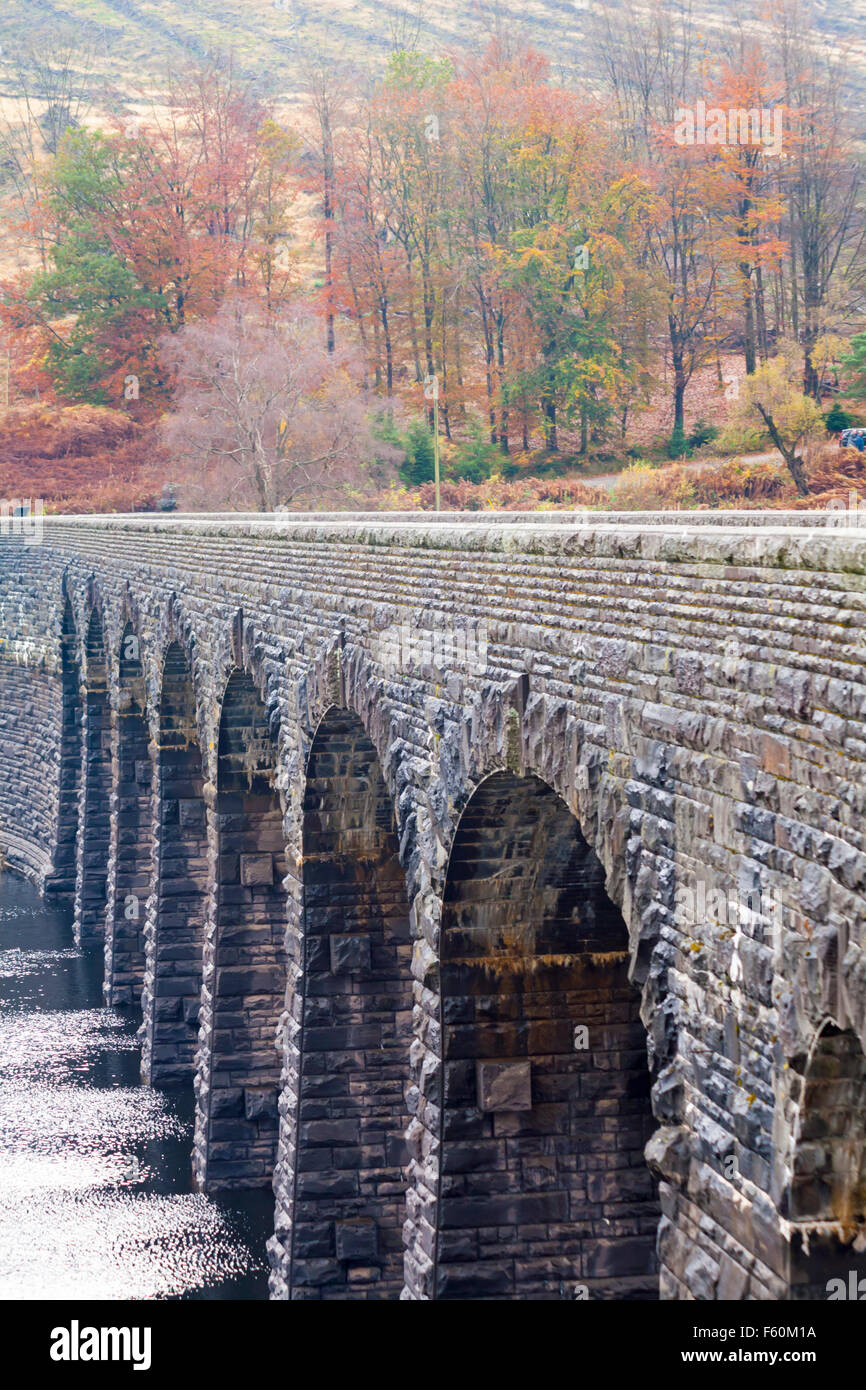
[0,872,275,1300]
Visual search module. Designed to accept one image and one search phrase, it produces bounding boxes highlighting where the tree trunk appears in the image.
[345,258,370,390]
[740,262,756,375]
[754,262,769,362]
[379,294,393,393]
[802,244,821,399]
[672,361,686,434]
[669,314,687,434]
[405,249,422,384]
[477,286,496,442]
[421,257,436,433]
[758,406,810,496]
[495,302,509,453]
[322,120,335,355]
[782,447,810,497]
[454,287,464,396]
[541,384,557,452]
[440,297,451,441]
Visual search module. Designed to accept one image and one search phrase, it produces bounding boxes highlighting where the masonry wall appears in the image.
[1,513,865,1301]
[0,550,63,883]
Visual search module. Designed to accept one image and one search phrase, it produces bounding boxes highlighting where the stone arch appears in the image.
[787,1020,866,1299]
[433,769,659,1300]
[140,637,209,1086]
[73,599,112,945]
[286,703,413,1299]
[151,593,210,765]
[438,680,642,975]
[103,619,152,1006]
[45,597,82,907]
[268,639,417,1299]
[197,665,288,1189]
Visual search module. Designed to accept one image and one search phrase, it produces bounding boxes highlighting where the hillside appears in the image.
[2,0,866,110]
[0,0,581,99]
[1,0,863,517]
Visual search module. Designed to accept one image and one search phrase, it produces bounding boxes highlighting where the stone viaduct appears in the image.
[1,510,866,1301]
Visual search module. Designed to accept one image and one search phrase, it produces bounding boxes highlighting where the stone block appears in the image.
[329,933,371,975]
[476,1060,532,1113]
[240,853,274,886]
[210,1087,245,1118]
[178,798,204,827]
[245,1086,279,1120]
[335,1219,378,1262]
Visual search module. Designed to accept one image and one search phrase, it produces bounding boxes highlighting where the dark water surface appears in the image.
[0,873,274,1300]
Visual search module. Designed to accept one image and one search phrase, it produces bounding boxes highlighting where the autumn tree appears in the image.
[6,56,301,407]
[331,90,404,392]
[301,55,357,354]
[0,34,95,271]
[448,42,544,450]
[160,296,394,510]
[497,94,657,452]
[700,53,787,375]
[732,350,822,494]
[769,1,862,398]
[841,333,866,398]
[17,131,161,403]
[592,0,723,436]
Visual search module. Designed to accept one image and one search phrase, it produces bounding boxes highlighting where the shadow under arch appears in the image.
[73,604,111,945]
[202,666,288,1189]
[104,620,151,1007]
[787,1020,866,1300]
[288,704,413,1299]
[435,769,659,1300]
[45,598,82,907]
[142,639,208,1087]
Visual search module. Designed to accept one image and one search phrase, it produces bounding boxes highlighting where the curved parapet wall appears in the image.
[1,510,865,1301]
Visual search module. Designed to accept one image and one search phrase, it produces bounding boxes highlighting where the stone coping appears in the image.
[10,510,866,573]
[22,508,866,529]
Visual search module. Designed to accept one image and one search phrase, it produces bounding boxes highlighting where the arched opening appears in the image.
[436,771,658,1300]
[205,668,287,1189]
[104,623,151,1006]
[290,707,412,1298]
[143,641,208,1087]
[45,600,81,907]
[73,608,111,944]
[788,1023,866,1300]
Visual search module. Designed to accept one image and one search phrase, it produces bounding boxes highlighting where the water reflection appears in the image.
[0,873,274,1300]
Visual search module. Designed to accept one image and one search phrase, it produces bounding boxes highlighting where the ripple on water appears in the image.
[0,1008,139,1084]
[0,947,80,979]
[0,875,274,1300]
[0,902,54,922]
[0,1006,136,1056]
[0,1189,266,1300]
[0,1081,187,1153]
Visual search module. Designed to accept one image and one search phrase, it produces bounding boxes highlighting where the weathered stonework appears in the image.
[1,510,865,1301]
[103,617,151,1006]
[436,770,658,1299]
[142,636,208,1086]
[193,667,287,1191]
[73,605,111,945]
[290,707,413,1299]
